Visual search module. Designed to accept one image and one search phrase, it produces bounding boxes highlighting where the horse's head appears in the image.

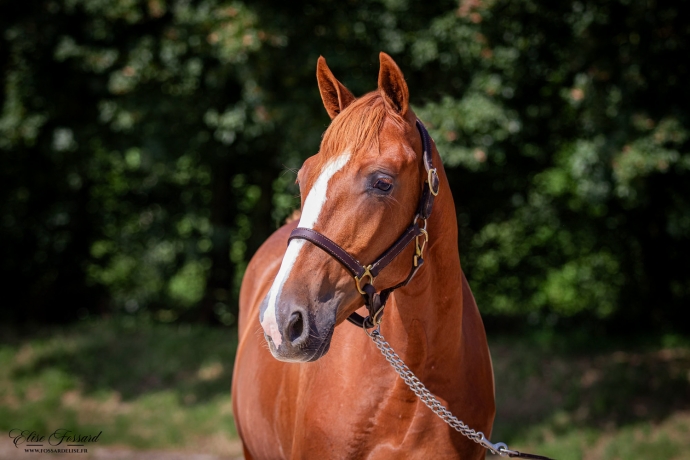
[260,52,428,362]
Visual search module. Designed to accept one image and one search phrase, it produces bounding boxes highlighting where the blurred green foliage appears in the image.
[1,0,688,331]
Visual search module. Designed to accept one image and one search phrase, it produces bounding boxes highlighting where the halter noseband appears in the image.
[288,119,440,329]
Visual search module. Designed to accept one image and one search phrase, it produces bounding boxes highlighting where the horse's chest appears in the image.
[271,374,456,458]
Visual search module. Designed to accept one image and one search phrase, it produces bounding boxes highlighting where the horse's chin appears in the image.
[265,323,335,363]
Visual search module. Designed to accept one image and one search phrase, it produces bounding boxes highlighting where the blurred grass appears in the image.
[488,334,690,460]
[1,320,689,459]
[0,319,238,453]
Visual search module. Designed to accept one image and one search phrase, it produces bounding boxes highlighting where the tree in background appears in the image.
[414,0,690,332]
[1,0,688,333]
[1,0,273,323]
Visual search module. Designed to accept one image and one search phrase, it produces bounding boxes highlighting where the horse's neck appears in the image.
[386,173,465,365]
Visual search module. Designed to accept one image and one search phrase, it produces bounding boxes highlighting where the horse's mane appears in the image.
[318,92,405,165]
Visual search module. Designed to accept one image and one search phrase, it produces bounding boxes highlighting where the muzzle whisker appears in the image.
[281,164,300,177]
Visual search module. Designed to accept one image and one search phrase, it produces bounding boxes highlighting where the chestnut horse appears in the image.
[232,53,495,459]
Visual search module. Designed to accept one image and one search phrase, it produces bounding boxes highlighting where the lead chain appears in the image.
[368,329,518,458]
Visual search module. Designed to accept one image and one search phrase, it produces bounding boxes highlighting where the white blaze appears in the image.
[261,153,351,347]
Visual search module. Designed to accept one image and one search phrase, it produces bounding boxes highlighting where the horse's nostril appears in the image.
[287,311,305,344]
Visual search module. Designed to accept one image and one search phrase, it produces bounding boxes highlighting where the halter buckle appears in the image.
[427,168,439,196]
[354,265,375,295]
[414,228,429,267]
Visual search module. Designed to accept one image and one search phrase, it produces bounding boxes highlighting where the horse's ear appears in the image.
[317,56,355,119]
[378,52,409,116]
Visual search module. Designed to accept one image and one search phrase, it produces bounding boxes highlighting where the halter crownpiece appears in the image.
[288,119,438,329]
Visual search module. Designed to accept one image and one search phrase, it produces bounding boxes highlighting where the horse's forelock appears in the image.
[319,92,404,166]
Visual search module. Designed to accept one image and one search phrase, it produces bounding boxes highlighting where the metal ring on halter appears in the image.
[427,168,439,196]
[415,213,428,229]
[354,265,375,295]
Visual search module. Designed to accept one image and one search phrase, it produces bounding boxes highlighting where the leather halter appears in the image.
[288,119,440,329]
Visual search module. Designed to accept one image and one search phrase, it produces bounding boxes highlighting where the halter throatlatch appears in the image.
[288,119,439,329]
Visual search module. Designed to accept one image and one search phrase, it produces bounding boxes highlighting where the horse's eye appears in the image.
[373,179,392,192]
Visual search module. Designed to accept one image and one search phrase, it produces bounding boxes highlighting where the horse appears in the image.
[232,52,495,459]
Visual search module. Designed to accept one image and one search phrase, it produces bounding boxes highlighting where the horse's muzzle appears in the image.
[263,307,335,363]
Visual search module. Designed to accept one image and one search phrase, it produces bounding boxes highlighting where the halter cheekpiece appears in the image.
[288,119,439,329]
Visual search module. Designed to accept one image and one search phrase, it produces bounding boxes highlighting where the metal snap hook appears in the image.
[414,228,429,267]
[372,305,385,326]
[363,318,380,337]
